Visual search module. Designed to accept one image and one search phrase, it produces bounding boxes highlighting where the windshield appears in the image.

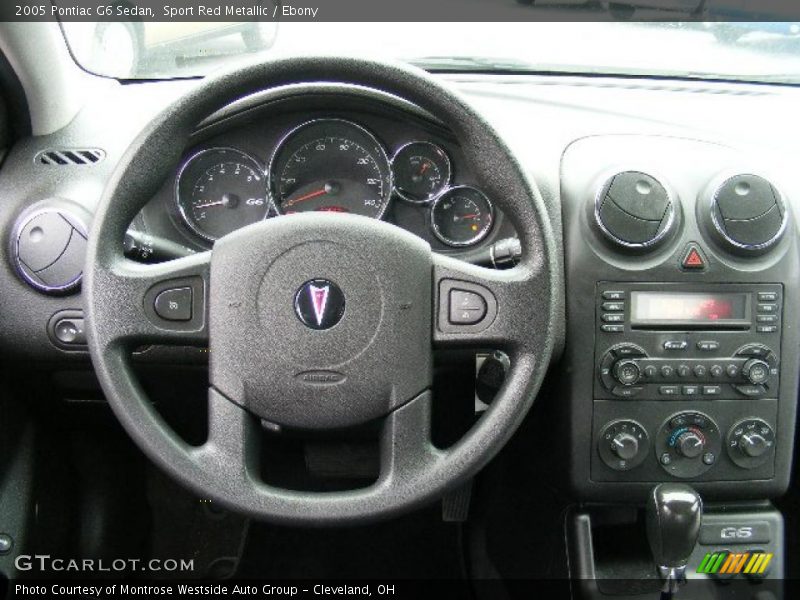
[61,21,800,84]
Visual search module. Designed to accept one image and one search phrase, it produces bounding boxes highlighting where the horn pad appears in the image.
[209,213,433,429]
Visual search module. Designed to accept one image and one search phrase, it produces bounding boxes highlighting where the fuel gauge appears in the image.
[392,142,451,203]
[431,186,494,247]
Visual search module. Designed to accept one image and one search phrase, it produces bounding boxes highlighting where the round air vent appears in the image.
[11,202,88,294]
[709,174,787,253]
[594,171,676,249]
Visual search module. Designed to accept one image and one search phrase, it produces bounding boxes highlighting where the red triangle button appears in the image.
[681,244,707,270]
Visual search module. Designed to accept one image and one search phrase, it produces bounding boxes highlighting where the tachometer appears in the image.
[269,119,392,218]
[176,148,267,242]
[431,186,494,247]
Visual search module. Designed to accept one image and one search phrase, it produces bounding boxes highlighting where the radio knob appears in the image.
[738,433,769,458]
[742,359,770,385]
[611,432,640,461]
[613,360,641,386]
[676,431,704,459]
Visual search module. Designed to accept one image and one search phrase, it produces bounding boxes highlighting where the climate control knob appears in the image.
[742,359,770,385]
[727,419,775,469]
[676,431,704,459]
[613,360,641,386]
[738,433,769,458]
[611,432,639,461]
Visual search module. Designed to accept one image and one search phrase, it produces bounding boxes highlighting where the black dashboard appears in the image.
[0,72,798,509]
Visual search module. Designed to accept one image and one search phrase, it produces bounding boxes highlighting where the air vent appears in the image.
[709,174,787,253]
[35,148,105,166]
[594,171,676,249]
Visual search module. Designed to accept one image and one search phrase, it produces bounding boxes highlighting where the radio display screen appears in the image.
[630,292,750,328]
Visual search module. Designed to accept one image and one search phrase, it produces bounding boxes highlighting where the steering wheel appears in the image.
[84,56,560,524]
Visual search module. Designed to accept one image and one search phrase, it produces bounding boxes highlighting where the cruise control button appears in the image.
[154,287,193,321]
[449,289,487,325]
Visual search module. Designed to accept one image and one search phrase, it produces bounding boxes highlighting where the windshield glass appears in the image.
[61,21,800,84]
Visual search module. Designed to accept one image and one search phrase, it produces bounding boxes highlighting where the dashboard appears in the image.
[0,72,798,508]
[126,93,514,261]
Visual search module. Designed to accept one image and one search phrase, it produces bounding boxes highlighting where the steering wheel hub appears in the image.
[210,213,433,429]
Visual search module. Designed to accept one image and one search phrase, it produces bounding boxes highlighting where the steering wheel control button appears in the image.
[154,287,193,321]
[680,243,707,271]
[294,279,346,330]
[0,534,12,555]
[656,411,721,478]
[448,289,487,325]
[12,203,89,294]
[598,420,649,471]
[727,419,775,469]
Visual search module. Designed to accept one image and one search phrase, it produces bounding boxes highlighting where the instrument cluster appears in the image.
[172,117,495,248]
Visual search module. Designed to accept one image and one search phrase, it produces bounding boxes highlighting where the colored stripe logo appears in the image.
[697,551,773,575]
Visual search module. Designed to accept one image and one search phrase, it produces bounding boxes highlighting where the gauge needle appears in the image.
[285,188,328,207]
[419,162,430,175]
[195,200,225,209]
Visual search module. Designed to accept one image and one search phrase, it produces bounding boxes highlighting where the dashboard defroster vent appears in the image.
[35,148,105,166]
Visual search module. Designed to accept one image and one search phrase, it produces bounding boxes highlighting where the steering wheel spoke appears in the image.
[432,252,539,355]
[89,252,210,350]
[379,391,442,481]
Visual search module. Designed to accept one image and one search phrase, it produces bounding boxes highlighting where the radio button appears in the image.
[659,385,679,396]
[682,385,700,396]
[742,359,770,385]
[757,325,778,333]
[676,364,691,377]
[757,303,777,313]
[726,364,740,378]
[757,315,778,323]
[643,365,658,378]
[660,365,674,378]
[601,324,623,333]
[613,344,646,357]
[602,291,625,300]
[709,365,724,378]
[734,384,767,397]
[702,385,722,396]
[697,340,720,351]
[664,340,688,350]
[602,313,624,323]
[613,360,641,385]
[758,292,778,302]
[612,386,643,398]
[693,365,708,377]
[602,301,625,311]
[736,344,769,358]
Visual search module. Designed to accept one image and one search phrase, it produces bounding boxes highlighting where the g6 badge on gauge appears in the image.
[269,119,392,218]
[176,148,268,242]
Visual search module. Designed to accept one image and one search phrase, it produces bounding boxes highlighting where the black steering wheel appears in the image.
[84,56,560,525]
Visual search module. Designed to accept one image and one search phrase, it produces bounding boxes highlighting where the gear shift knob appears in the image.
[646,483,702,587]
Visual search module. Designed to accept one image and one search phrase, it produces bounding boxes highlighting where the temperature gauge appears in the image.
[430,186,494,247]
[392,142,451,203]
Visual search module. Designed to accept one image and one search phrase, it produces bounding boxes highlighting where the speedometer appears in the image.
[269,119,392,218]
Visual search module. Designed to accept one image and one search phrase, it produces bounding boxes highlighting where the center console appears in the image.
[558,134,799,590]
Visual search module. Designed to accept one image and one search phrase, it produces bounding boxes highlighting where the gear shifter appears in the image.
[646,483,703,596]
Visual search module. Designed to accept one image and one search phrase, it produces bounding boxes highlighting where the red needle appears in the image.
[285,188,327,207]
[461,213,478,219]
[420,162,430,175]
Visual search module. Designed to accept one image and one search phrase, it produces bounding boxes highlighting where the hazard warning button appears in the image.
[681,243,707,271]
